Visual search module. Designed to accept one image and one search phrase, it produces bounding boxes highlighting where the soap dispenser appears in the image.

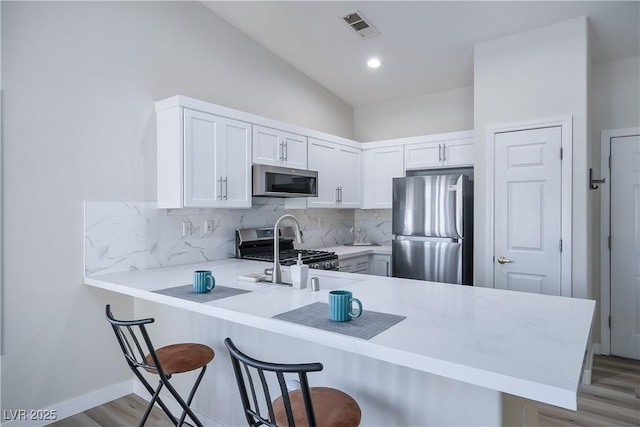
[290,253,309,289]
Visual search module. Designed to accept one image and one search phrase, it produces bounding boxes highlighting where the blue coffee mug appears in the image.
[193,270,215,293]
[328,290,362,322]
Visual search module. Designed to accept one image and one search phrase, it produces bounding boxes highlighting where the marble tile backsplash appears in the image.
[354,210,392,245]
[84,199,356,276]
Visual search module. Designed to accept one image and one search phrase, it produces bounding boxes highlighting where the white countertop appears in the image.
[85,258,594,410]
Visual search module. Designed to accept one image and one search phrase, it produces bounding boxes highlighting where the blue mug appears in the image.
[193,270,215,293]
[328,290,362,322]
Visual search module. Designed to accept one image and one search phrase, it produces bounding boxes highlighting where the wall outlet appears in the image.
[204,220,213,235]
[182,221,192,237]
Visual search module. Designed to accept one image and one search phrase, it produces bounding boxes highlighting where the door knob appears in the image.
[497,256,514,264]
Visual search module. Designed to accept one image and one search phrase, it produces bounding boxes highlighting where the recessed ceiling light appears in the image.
[367,58,381,69]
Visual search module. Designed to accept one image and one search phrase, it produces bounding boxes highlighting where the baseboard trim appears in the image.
[133,383,223,427]
[1,380,133,427]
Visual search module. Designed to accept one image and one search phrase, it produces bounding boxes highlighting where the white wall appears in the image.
[1,1,352,414]
[473,18,590,299]
[353,86,473,142]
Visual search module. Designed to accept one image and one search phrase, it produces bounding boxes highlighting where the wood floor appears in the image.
[48,394,175,427]
[49,355,638,426]
[538,355,639,426]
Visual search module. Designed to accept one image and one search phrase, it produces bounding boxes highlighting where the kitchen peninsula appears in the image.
[85,258,594,426]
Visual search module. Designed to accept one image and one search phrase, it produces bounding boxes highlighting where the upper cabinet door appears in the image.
[442,139,474,167]
[157,106,252,209]
[306,138,337,208]
[404,142,442,170]
[252,125,307,169]
[306,138,361,209]
[404,137,474,171]
[183,109,222,207]
[218,117,252,208]
[362,146,404,209]
[336,146,361,208]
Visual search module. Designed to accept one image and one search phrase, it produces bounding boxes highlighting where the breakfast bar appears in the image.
[85,258,595,426]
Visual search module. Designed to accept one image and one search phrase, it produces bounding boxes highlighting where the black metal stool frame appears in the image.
[225,337,324,427]
[106,305,207,427]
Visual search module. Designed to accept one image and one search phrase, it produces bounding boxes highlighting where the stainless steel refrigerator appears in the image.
[391,173,473,285]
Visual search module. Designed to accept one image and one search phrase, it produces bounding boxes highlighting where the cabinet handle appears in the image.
[438,144,442,162]
[442,143,447,162]
[284,141,288,162]
[340,187,343,203]
[385,260,389,277]
[279,141,284,161]
[223,177,228,200]
[218,177,223,200]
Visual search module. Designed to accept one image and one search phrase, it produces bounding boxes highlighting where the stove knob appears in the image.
[330,260,338,268]
[324,261,332,269]
[311,263,320,269]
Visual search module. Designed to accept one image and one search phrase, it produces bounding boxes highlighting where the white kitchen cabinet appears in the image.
[370,254,391,277]
[362,146,404,209]
[339,255,370,274]
[157,108,251,208]
[306,138,361,208]
[252,125,307,170]
[404,137,474,171]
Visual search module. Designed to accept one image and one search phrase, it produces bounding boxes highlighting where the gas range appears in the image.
[235,227,339,271]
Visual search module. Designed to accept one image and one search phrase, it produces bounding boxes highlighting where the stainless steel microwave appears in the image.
[252,165,318,198]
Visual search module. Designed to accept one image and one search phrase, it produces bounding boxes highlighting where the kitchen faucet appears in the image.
[272,214,303,284]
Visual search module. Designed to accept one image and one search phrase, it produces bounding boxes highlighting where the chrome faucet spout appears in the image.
[273,214,303,284]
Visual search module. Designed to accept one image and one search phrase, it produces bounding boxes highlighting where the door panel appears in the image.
[221,119,251,207]
[610,134,640,359]
[494,127,562,295]
[307,139,337,208]
[184,110,220,207]
[392,238,462,284]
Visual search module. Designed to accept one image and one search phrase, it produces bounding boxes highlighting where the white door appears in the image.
[494,126,563,295]
[610,135,640,359]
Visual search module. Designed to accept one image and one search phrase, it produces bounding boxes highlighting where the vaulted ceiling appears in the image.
[202,1,640,106]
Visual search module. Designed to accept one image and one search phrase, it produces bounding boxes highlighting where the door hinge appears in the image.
[560,239,563,252]
[608,235,612,249]
[609,155,612,169]
[560,147,563,160]
[608,316,611,328]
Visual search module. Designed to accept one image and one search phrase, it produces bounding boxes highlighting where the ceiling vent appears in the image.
[342,10,380,39]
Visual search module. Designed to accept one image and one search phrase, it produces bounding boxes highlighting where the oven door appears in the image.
[253,165,318,197]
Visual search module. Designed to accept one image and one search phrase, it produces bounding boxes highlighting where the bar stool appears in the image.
[105,305,214,427]
[224,338,361,427]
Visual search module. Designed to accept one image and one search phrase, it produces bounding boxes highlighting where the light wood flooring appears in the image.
[538,355,639,426]
[50,355,638,426]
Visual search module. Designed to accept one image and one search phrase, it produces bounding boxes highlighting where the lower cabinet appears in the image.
[339,255,370,274]
[339,253,391,276]
[369,254,391,277]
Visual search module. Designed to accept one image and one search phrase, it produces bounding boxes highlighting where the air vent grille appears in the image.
[342,10,379,39]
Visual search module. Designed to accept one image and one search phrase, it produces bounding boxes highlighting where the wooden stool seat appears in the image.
[145,343,215,375]
[106,305,213,427]
[224,338,362,427]
[274,387,361,427]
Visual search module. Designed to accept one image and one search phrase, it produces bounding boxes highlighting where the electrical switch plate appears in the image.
[204,220,213,235]
[182,221,192,237]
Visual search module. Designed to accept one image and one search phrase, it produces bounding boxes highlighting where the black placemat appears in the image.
[272,302,406,340]
[152,284,250,303]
